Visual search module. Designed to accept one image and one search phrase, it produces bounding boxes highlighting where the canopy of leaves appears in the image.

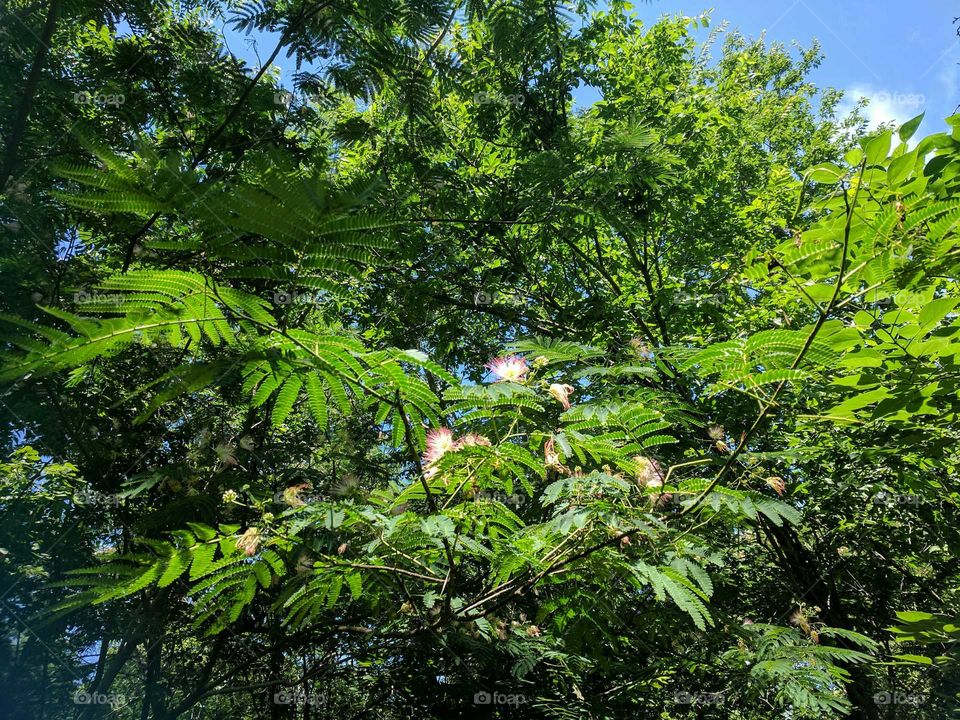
[0,1,957,719]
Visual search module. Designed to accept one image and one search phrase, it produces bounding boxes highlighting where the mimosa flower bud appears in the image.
[548,383,575,410]
[765,476,786,496]
[544,437,561,468]
[236,527,262,557]
[283,483,310,507]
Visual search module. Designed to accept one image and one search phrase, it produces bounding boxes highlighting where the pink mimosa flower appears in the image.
[485,355,529,383]
[634,456,664,488]
[423,428,455,466]
[455,433,492,449]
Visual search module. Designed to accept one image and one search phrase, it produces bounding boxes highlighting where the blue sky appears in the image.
[224,0,959,135]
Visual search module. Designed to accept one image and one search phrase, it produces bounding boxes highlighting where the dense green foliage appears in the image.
[1,1,958,718]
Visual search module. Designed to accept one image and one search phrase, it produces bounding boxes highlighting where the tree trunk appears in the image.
[1,0,63,187]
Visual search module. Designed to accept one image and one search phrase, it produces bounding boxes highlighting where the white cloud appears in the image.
[839,84,926,131]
